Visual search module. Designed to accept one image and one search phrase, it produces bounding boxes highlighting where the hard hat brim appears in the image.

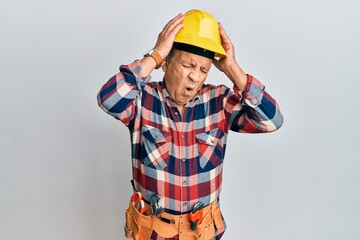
[174,36,227,58]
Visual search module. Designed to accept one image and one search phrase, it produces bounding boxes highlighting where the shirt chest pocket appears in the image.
[141,125,172,170]
[196,128,225,170]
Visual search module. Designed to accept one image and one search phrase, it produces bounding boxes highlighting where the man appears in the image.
[97,10,283,240]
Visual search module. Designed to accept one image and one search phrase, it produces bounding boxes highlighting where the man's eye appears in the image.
[182,63,191,68]
[201,69,208,73]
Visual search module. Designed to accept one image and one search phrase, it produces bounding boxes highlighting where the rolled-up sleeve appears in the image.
[97,60,150,127]
[226,75,283,133]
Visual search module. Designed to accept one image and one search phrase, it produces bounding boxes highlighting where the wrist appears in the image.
[144,48,164,69]
[224,63,247,90]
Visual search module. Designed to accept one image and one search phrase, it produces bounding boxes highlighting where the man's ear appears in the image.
[161,60,167,72]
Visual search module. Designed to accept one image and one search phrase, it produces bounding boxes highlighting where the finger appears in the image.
[169,22,185,36]
[218,22,232,45]
[162,13,182,29]
[162,13,184,32]
[166,15,185,34]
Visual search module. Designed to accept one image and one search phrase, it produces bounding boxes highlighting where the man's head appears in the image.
[162,43,213,108]
[162,9,226,108]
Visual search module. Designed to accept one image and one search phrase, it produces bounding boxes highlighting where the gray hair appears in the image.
[166,47,176,62]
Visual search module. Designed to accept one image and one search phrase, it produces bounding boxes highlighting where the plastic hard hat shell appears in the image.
[174,10,226,58]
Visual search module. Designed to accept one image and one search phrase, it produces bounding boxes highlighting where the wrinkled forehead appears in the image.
[173,49,213,68]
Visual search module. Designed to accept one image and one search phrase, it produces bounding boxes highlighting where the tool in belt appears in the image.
[130,191,145,215]
[189,202,205,230]
[150,194,176,224]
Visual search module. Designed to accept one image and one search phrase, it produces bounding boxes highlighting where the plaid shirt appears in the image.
[97,60,283,238]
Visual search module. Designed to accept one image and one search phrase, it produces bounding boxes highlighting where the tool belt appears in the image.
[124,200,224,240]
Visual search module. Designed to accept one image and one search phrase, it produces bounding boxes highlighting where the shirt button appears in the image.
[183,202,187,206]
[182,158,186,162]
[175,112,179,115]
[181,135,185,139]
[183,180,187,185]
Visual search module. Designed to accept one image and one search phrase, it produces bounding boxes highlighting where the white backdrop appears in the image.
[1,0,359,239]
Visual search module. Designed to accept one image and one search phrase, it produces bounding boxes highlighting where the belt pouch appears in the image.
[124,201,153,240]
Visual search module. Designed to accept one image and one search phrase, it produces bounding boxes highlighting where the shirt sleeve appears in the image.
[97,60,150,127]
[225,75,284,133]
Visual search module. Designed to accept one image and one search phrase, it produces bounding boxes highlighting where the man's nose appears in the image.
[189,70,201,82]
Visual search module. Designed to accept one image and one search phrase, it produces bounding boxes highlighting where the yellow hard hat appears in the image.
[174,9,226,58]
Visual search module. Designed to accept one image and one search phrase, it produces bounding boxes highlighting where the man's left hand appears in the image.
[212,23,237,72]
[213,23,248,91]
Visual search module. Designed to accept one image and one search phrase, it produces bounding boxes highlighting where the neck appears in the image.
[177,105,184,114]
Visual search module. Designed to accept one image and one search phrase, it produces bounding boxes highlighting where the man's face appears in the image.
[162,50,212,108]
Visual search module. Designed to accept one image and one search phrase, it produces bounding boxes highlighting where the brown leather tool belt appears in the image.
[124,199,224,240]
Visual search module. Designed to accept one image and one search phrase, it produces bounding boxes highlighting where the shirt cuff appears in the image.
[233,74,265,106]
[120,59,151,83]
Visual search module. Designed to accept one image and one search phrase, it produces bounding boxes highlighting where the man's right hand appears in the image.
[154,13,185,60]
[141,13,184,76]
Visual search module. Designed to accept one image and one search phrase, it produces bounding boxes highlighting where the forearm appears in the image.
[241,76,283,132]
[226,75,283,133]
[140,56,157,77]
[97,60,147,124]
[222,62,248,91]
[241,93,283,133]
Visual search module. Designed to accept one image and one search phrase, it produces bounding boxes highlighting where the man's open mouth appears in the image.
[185,84,195,91]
